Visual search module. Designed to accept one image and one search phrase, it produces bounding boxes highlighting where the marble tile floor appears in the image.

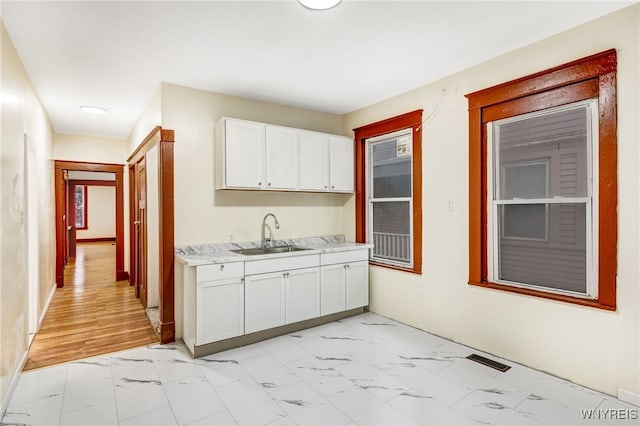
[2,312,637,426]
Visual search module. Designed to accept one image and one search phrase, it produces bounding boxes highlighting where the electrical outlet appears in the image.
[446,200,454,212]
[228,234,233,243]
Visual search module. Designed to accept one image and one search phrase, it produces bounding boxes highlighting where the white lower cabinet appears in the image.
[285,267,320,323]
[196,277,244,345]
[245,266,320,333]
[345,261,369,309]
[182,261,245,351]
[245,271,285,334]
[320,248,369,315]
[320,264,346,315]
[184,248,368,354]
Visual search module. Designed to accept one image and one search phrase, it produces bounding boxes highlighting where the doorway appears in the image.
[54,161,126,287]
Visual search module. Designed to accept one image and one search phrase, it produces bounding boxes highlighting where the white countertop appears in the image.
[175,235,372,266]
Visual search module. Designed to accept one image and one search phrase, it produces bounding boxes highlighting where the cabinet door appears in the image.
[329,135,354,192]
[285,267,320,324]
[299,131,329,191]
[265,125,298,190]
[245,272,285,333]
[320,264,346,315]
[346,261,369,309]
[196,278,244,345]
[225,119,265,189]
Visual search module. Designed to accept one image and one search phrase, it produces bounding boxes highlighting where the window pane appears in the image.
[502,204,546,239]
[496,105,589,199]
[503,162,547,199]
[372,201,410,264]
[371,137,411,198]
[498,203,587,294]
[75,186,85,228]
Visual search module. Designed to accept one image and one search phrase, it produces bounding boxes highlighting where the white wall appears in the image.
[161,82,350,246]
[54,133,127,164]
[145,145,160,308]
[0,20,56,412]
[76,186,116,240]
[342,5,639,398]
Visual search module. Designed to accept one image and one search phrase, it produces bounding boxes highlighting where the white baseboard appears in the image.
[1,350,29,417]
[618,388,640,407]
[38,281,56,331]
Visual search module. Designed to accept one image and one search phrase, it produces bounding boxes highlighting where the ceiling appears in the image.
[1,1,633,140]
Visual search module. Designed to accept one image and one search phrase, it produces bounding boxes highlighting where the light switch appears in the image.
[446,200,454,212]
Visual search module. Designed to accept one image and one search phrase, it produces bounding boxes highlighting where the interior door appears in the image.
[135,159,148,308]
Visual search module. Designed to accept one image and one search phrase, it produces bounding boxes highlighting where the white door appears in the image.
[225,119,265,188]
[196,278,244,345]
[329,136,354,192]
[245,272,285,333]
[265,125,298,189]
[299,131,329,191]
[320,264,346,315]
[346,261,369,309]
[285,267,320,323]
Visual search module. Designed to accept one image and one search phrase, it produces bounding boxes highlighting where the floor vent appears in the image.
[466,353,511,372]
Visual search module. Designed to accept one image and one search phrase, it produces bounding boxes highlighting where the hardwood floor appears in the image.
[25,242,158,370]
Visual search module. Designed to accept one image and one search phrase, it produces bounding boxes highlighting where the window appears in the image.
[368,130,413,265]
[75,185,87,229]
[466,49,617,310]
[489,101,597,297]
[354,110,422,273]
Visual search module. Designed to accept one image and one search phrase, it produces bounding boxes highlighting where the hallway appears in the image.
[25,242,158,370]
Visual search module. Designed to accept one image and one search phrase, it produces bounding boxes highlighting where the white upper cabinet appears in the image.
[216,117,353,193]
[265,125,299,190]
[218,118,266,189]
[329,136,354,192]
[299,131,329,191]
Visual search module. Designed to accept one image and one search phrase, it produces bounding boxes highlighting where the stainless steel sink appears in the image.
[230,246,312,256]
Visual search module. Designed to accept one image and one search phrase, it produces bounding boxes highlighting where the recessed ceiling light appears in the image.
[298,0,342,10]
[80,105,108,115]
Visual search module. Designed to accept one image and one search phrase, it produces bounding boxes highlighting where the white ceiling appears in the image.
[1,1,634,140]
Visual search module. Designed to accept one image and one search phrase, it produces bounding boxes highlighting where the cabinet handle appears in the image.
[241,278,245,284]
[219,264,225,271]
[258,182,262,186]
[324,185,327,189]
[331,185,335,189]
[268,182,272,186]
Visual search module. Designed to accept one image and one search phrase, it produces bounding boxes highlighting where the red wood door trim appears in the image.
[127,126,176,343]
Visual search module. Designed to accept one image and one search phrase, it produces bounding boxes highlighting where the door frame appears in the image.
[54,160,126,287]
[127,126,175,344]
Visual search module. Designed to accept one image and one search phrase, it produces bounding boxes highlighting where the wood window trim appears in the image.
[73,184,88,230]
[354,109,423,274]
[465,49,617,310]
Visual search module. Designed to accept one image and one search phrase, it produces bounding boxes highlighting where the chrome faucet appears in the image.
[261,213,280,248]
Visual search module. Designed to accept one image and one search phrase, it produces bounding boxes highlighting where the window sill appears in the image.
[369,260,421,275]
[468,280,616,311]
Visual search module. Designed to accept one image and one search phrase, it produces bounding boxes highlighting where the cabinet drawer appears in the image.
[320,249,369,266]
[245,254,319,275]
[197,262,244,283]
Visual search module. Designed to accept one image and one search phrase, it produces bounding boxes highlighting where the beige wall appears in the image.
[77,186,116,240]
[0,21,56,412]
[54,133,127,164]
[161,82,351,246]
[342,5,639,398]
[127,84,162,155]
